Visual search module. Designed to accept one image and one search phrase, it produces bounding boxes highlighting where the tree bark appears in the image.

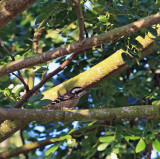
[0,0,38,29]
[0,105,160,122]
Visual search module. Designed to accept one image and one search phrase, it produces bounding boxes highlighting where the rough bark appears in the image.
[0,105,160,122]
[0,120,30,143]
[0,0,38,29]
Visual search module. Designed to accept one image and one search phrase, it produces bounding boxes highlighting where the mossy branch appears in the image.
[0,105,160,122]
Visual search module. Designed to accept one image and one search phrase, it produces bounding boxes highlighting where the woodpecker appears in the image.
[43,87,87,110]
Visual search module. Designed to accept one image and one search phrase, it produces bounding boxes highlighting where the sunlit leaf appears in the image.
[99,136,114,143]
[135,139,146,153]
[153,139,160,152]
[45,142,60,156]
[97,143,109,151]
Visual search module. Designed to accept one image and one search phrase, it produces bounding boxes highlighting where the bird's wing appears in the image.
[52,93,75,104]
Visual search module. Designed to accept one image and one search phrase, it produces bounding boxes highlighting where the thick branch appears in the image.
[0,105,160,122]
[0,12,159,77]
[0,120,30,143]
[0,0,38,29]
[42,36,156,101]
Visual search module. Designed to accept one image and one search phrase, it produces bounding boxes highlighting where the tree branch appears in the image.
[0,0,38,29]
[0,29,157,143]
[0,122,108,159]
[33,21,45,53]
[0,105,160,122]
[13,51,80,108]
[0,12,159,77]
[72,0,84,41]
[0,120,30,143]
[11,73,29,92]
[42,36,156,101]
[0,137,60,159]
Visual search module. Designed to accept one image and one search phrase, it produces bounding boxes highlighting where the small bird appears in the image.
[43,87,87,110]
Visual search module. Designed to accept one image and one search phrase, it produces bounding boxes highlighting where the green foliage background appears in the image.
[0,0,160,158]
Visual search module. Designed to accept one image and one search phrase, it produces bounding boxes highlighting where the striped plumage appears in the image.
[43,87,87,110]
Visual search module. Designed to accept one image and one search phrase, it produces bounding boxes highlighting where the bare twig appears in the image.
[72,0,84,41]
[14,51,80,108]
[0,38,29,92]
[33,21,46,84]
[12,73,29,91]
[0,38,15,61]
[20,130,29,159]
[33,21,45,53]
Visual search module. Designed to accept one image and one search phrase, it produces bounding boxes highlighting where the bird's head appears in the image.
[70,87,87,97]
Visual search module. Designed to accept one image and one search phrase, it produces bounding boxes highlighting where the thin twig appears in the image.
[0,38,29,92]
[20,129,29,159]
[14,51,80,108]
[72,0,84,41]
[12,72,29,90]
[0,38,15,61]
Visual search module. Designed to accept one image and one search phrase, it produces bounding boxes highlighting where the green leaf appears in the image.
[0,75,9,82]
[128,49,139,58]
[147,27,157,36]
[28,94,44,103]
[105,132,115,136]
[124,136,141,141]
[98,15,107,23]
[24,52,38,58]
[68,129,76,134]
[33,99,52,107]
[97,143,109,151]
[135,139,146,153]
[45,142,60,156]
[121,52,133,67]
[99,136,114,143]
[50,135,69,142]
[129,136,141,140]
[14,55,24,60]
[153,139,160,152]
[36,66,48,73]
